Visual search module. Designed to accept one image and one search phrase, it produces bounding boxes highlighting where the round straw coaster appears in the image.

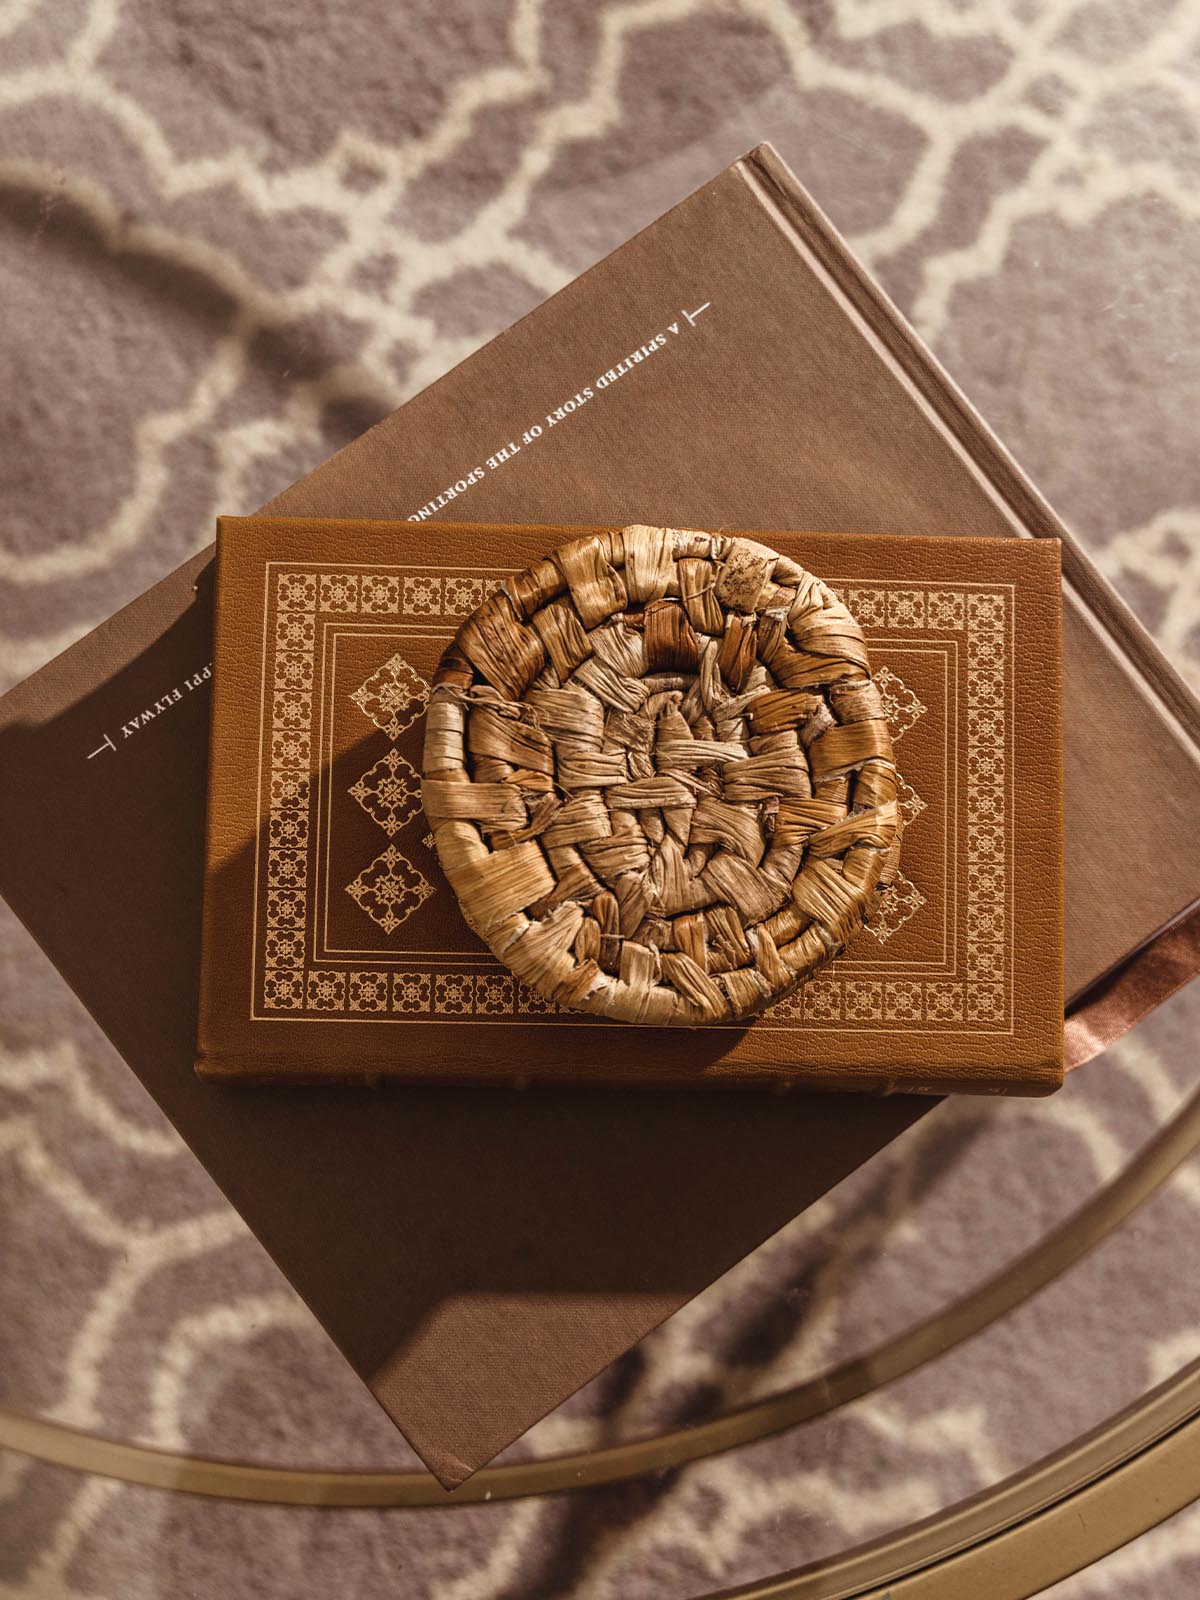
[422,526,900,1026]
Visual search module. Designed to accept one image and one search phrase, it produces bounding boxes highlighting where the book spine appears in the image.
[192,1055,1062,1096]
[194,527,232,1081]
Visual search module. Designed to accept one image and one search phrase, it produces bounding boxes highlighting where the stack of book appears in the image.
[1,144,1197,1487]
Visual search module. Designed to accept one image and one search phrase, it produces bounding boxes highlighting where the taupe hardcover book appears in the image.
[198,517,1063,1094]
[1,144,1197,1486]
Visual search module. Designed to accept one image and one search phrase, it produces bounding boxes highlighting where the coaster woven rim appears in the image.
[422,525,900,1027]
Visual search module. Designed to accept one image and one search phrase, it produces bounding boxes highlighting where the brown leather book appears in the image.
[198,517,1063,1094]
[0,144,1196,1488]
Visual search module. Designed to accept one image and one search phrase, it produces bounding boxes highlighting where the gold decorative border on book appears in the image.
[254,564,1012,1033]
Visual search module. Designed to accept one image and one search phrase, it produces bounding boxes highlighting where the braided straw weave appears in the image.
[422,526,901,1026]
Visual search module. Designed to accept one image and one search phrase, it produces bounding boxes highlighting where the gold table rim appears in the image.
[722,1359,1200,1599]
[3,1083,1197,1510]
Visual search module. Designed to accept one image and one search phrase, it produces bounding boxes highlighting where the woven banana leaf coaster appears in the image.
[422,525,900,1026]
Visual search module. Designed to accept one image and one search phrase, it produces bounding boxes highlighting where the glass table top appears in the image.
[3,0,1199,1589]
[2,896,1197,1595]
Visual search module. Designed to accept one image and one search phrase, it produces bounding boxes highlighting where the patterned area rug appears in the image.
[2,2,1199,1596]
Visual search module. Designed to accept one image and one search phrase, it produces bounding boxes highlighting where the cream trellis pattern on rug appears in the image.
[4,4,1197,1589]
[255,561,1002,1032]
